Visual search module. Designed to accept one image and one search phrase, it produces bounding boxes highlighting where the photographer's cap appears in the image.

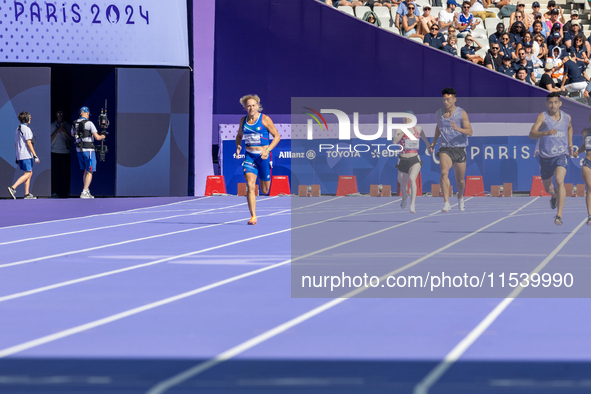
[79,106,91,116]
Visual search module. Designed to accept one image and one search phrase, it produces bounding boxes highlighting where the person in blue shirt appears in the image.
[530,17,549,39]
[499,33,517,60]
[563,19,584,50]
[489,22,505,46]
[457,1,480,38]
[442,34,459,55]
[512,47,537,84]
[460,35,483,64]
[236,95,281,225]
[509,21,526,48]
[423,24,447,49]
[561,53,588,94]
[499,56,517,76]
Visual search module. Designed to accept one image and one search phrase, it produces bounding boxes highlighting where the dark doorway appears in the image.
[50,65,117,197]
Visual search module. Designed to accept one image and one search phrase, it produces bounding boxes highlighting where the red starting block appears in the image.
[431,183,440,197]
[503,182,513,197]
[370,185,392,197]
[336,176,358,196]
[397,173,423,196]
[204,176,227,196]
[565,183,573,197]
[530,176,551,196]
[576,184,586,197]
[237,183,259,196]
[491,185,500,197]
[465,176,485,197]
[269,175,290,196]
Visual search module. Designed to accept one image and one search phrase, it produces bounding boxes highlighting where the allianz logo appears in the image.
[278,151,305,159]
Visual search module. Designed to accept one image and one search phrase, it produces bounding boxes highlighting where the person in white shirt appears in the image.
[8,111,39,199]
[439,0,460,37]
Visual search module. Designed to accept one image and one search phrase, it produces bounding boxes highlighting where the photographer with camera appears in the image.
[71,106,105,199]
[7,111,39,199]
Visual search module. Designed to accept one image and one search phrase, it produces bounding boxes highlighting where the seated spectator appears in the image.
[513,47,537,84]
[367,0,400,11]
[561,53,588,94]
[469,0,496,20]
[438,0,460,37]
[499,32,517,60]
[457,1,481,38]
[523,41,544,79]
[484,42,504,70]
[363,11,382,26]
[489,23,505,45]
[526,2,541,28]
[510,3,530,29]
[563,19,582,49]
[550,46,565,85]
[534,34,548,60]
[515,66,533,84]
[516,31,534,52]
[539,61,564,92]
[396,0,421,31]
[569,34,589,64]
[543,1,565,25]
[447,25,458,39]
[545,9,563,33]
[496,0,516,19]
[562,8,579,34]
[402,5,426,38]
[499,55,517,76]
[334,0,364,7]
[424,23,447,48]
[530,17,549,38]
[461,34,484,63]
[443,34,459,55]
[419,4,438,35]
[548,32,567,57]
[510,21,526,48]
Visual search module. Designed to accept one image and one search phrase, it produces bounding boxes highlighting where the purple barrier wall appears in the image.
[193,0,216,196]
[213,0,549,118]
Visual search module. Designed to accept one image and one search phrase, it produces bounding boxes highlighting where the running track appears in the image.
[0,195,590,393]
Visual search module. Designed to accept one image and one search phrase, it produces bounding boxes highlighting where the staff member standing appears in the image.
[8,111,39,199]
[72,106,105,199]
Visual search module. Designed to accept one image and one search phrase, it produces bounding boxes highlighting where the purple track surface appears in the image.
[0,195,590,394]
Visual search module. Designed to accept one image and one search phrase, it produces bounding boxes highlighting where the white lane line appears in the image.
[0,202,256,246]
[0,198,348,301]
[413,216,587,394]
[0,198,404,356]
[0,197,208,231]
[0,197,281,269]
[145,197,535,394]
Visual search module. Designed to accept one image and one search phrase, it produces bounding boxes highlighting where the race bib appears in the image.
[244,133,260,146]
[405,139,419,150]
[585,135,591,149]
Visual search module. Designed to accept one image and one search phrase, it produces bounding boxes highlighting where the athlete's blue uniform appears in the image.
[242,114,272,182]
[584,130,591,170]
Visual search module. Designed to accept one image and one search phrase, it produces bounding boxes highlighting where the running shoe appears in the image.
[550,196,557,210]
[80,190,94,199]
[554,215,562,226]
[401,193,408,209]
[587,216,591,226]
[409,204,416,214]
[442,202,451,212]
[24,193,36,199]
[248,216,257,225]
[7,186,16,199]
[458,198,465,212]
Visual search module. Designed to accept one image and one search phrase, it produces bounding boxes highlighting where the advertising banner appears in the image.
[2,0,189,66]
